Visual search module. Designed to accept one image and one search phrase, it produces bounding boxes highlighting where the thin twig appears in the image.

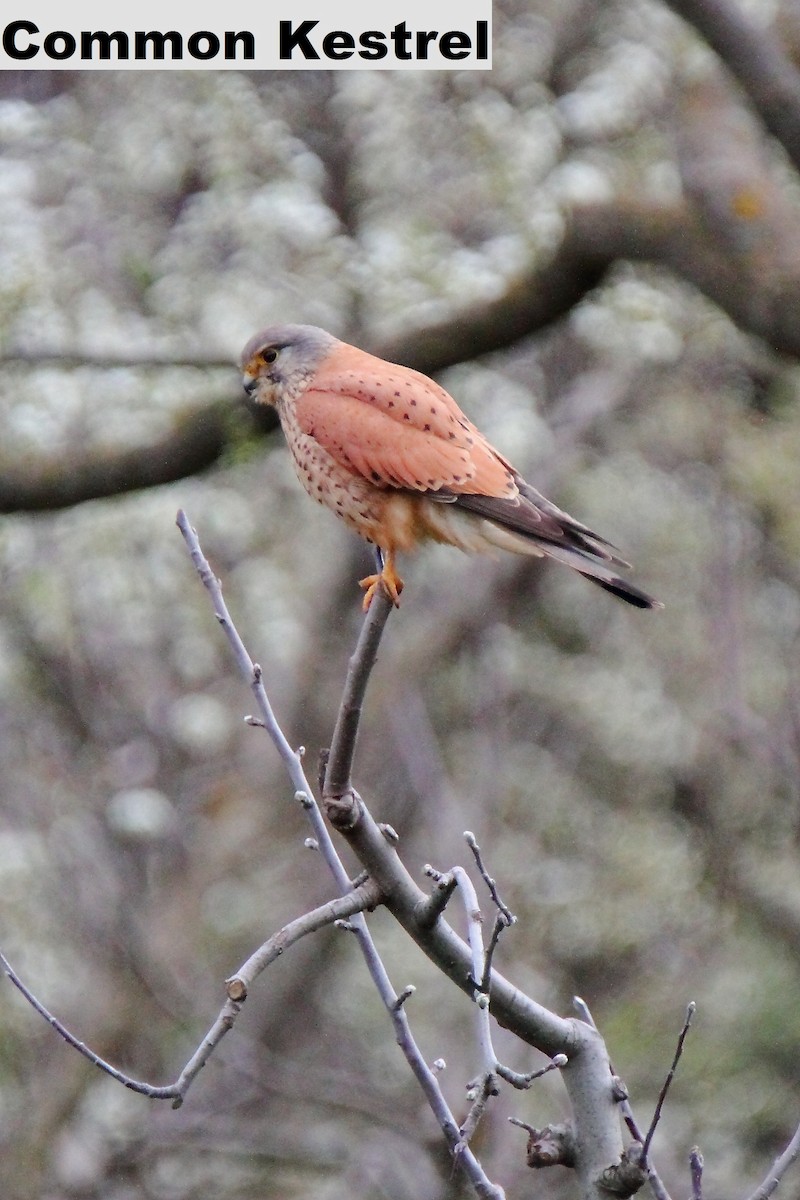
[418,866,459,928]
[450,866,497,1078]
[177,509,355,896]
[464,832,516,925]
[496,1054,568,1089]
[642,1003,696,1161]
[459,1072,499,1149]
[2,882,382,1108]
[482,916,510,994]
[0,950,182,1101]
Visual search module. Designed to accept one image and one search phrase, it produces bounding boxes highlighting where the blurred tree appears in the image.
[2,0,800,1197]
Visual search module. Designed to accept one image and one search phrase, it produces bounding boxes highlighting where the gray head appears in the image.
[240,324,338,404]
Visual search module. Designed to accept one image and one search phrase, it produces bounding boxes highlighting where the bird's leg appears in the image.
[359,547,404,610]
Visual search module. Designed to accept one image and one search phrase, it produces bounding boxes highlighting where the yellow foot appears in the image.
[359,562,405,610]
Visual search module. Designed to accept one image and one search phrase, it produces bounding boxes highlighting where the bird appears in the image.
[240,324,660,612]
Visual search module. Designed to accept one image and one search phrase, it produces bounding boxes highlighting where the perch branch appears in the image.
[177,509,505,1199]
[322,585,394,804]
[180,511,636,1196]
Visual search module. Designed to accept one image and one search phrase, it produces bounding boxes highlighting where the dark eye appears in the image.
[261,347,279,365]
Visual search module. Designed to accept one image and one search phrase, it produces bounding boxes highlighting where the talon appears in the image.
[359,555,404,609]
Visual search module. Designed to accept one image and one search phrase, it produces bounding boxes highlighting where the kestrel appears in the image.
[240,324,659,611]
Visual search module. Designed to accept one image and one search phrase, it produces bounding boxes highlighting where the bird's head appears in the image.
[240,324,337,406]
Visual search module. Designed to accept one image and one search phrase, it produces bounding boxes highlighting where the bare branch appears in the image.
[482,917,511,995]
[2,879,382,1111]
[178,510,506,1199]
[177,508,354,897]
[569,200,800,361]
[0,400,249,514]
[418,866,459,929]
[574,995,674,1200]
[459,1072,500,1151]
[747,1118,800,1200]
[226,879,382,1000]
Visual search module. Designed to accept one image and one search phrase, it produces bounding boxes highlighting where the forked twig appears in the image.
[465,832,516,925]
[2,880,382,1108]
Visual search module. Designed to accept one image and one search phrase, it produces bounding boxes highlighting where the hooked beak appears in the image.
[242,373,258,397]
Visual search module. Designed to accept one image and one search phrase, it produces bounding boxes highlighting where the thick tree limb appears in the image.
[569,200,800,360]
[4,183,800,515]
[662,0,800,173]
[0,400,245,513]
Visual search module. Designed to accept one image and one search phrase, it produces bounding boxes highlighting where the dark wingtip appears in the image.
[582,574,663,610]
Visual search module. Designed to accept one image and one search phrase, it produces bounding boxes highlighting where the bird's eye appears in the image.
[261,347,279,365]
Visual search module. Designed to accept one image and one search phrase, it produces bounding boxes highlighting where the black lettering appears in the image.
[80,30,128,60]
[358,31,386,60]
[476,20,489,60]
[3,19,38,59]
[43,30,76,60]
[358,30,386,60]
[224,30,255,60]
[279,20,319,59]
[322,30,354,59]
[134,30,183,59]
[415,30,437,59]
[389,21,412,60]
[439,30,470,60]
[188,31,219,59]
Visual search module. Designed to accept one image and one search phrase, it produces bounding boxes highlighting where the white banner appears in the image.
[0,2,492,69]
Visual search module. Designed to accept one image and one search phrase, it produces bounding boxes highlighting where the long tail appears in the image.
[453,479,661,610]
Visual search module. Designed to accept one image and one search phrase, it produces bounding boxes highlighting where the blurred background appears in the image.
[2,1,800,1197]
